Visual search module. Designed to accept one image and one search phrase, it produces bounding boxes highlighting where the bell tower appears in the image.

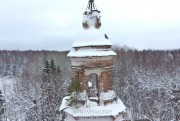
[68,0,117,106]
[60,0,126,120]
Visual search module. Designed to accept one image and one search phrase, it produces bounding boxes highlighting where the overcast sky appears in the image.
[0,0,180,51]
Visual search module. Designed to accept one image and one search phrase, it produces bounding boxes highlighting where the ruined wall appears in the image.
[71,56,113,68]
[71,56,114,94]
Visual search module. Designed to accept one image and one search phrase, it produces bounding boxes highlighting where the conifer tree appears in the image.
[67,76,81,108]
[42,59,63,120]
[50,59,56,70]
[43,60,50,74]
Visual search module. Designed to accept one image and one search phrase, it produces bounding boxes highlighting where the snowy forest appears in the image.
[0,46,179,121]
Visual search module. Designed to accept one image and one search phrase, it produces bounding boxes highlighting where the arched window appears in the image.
[88,73,98,89]
[88,73,98,97]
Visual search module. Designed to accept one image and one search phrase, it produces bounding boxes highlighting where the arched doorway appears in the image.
[87,73,98,98]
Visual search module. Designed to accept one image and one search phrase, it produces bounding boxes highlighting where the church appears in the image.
[60,0,126,120]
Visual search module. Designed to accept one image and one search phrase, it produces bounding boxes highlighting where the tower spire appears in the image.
[86,0,98,11]
[83,0,101,29]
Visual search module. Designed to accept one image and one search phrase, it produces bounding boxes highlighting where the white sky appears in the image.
[0,0,180,50]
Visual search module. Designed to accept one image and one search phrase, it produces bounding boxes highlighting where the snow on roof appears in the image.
[60,96,126,118]
[100,90,116,101]
[59,96,70,111]
[72,27,113,48]
[67,48,116,57]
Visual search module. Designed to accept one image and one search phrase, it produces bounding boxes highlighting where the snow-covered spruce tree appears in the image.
[42,59,63,121]
[0,51,70,120]
[67,76,81,108]
[43,59,50,74]
[0,90,5,121]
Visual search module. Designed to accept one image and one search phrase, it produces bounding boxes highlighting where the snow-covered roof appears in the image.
[72,27,113,48]
[67,48,116,57]
[60,96,126,118]
[59,96,70,111]
[100,90,116,101]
